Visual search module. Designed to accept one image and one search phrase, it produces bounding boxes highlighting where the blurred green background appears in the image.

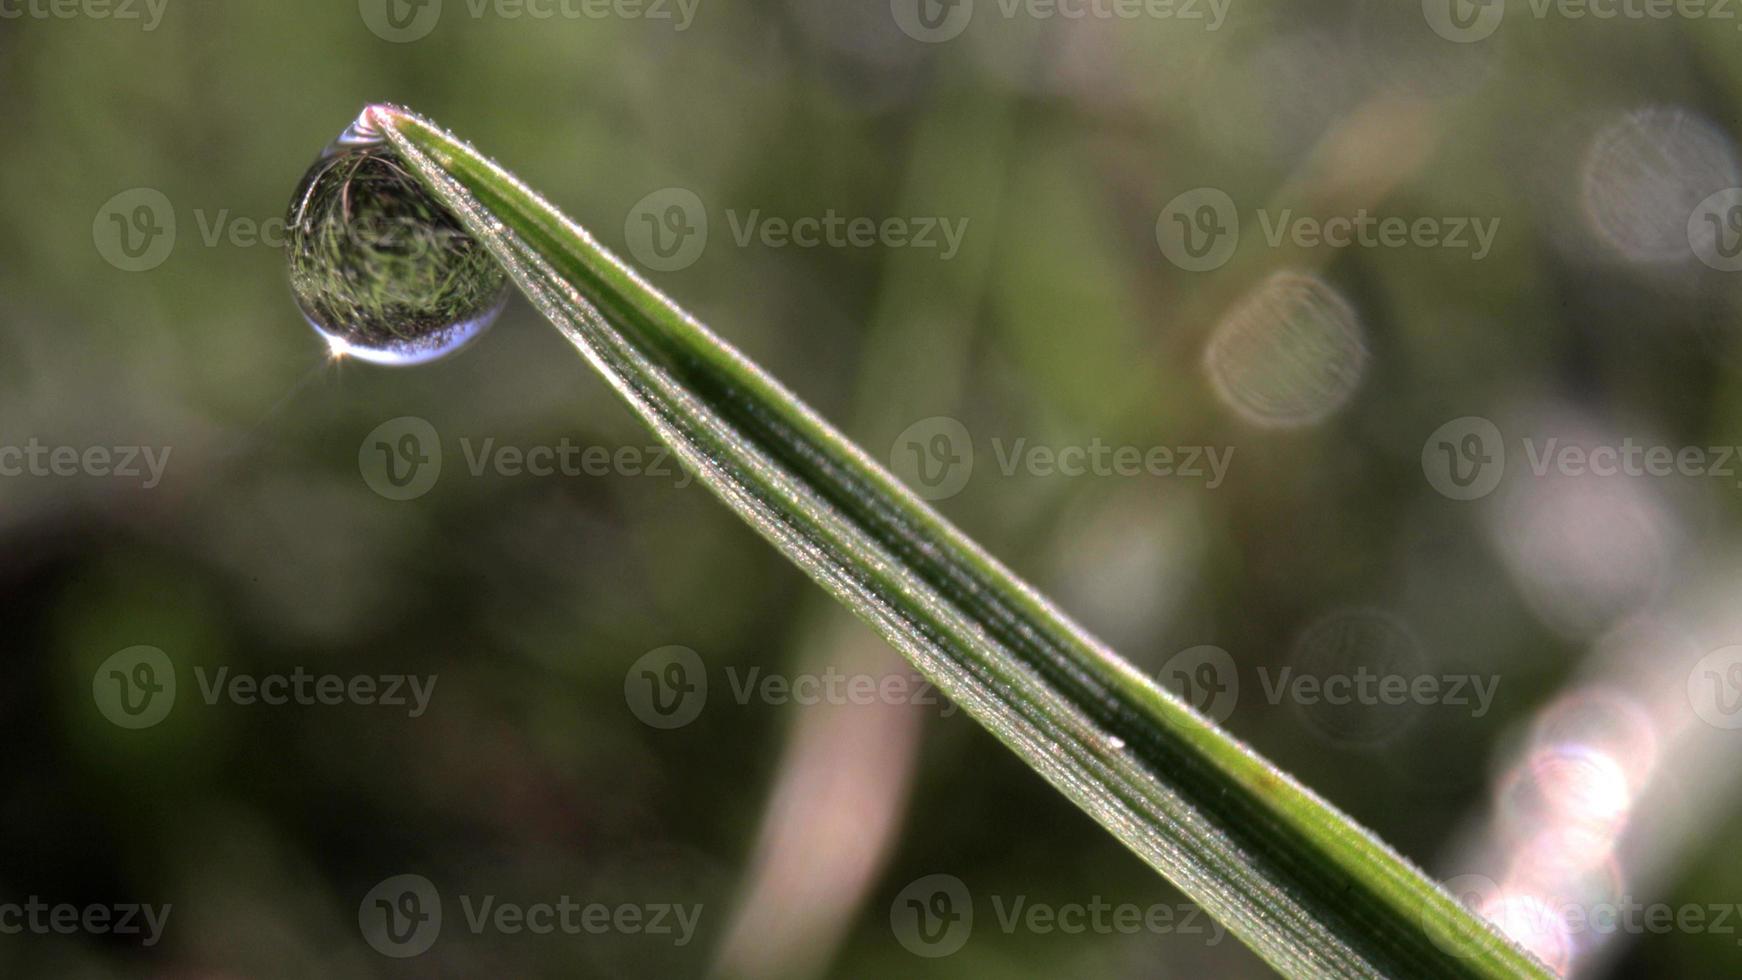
[4,0,1742,976]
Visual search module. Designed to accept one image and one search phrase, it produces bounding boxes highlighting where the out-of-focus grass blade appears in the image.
[369,104,1548,979]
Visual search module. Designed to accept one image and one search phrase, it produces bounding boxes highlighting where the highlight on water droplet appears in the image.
[1203,270,1368,428]
[285,108,509,365]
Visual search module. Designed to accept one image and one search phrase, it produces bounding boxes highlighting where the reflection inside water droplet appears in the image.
[285,113,508,365]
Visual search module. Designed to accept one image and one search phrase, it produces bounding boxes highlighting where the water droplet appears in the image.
[285,114,508,365]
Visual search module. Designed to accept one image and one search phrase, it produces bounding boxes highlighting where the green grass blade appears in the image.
[367,104,1548,979]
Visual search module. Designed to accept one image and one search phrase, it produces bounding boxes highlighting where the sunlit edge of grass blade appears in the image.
[366,103,1549,980]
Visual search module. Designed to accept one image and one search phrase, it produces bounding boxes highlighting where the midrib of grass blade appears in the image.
[368,105,1547,979]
